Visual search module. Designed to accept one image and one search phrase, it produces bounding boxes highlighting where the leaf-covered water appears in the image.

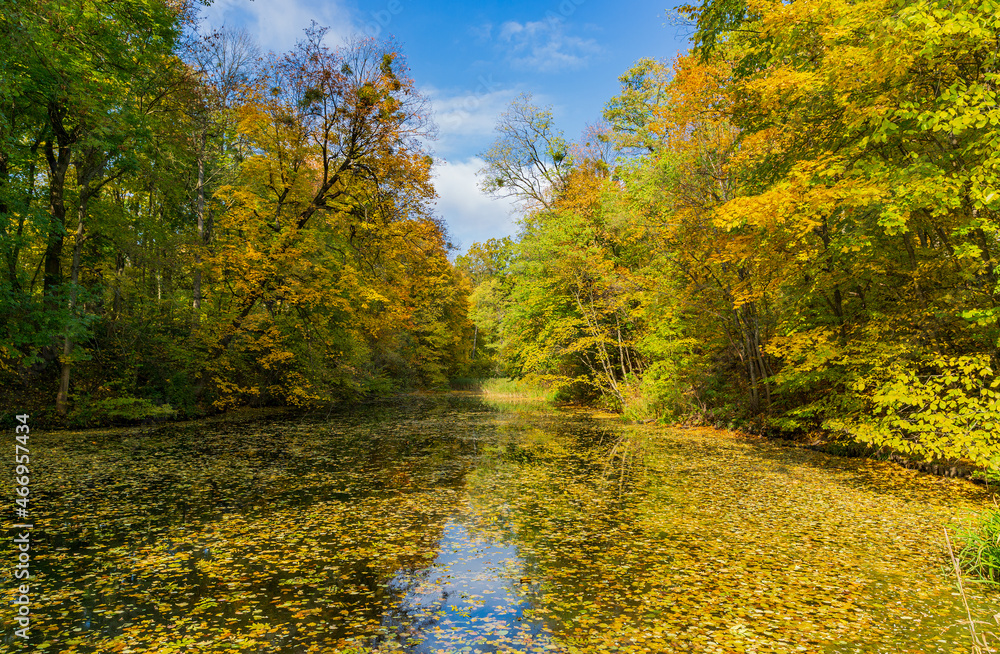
[0,395,995,652]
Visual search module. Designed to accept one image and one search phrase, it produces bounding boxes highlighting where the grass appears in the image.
[480,377,557,402]
[946,527,1000,653]
[957,503,1000,586]
[448,376,483,391]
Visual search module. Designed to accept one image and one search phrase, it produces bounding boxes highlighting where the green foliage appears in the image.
[0,5,472,423]
[602,58,672,154]
[84,396,178,423]
[958,505,1000,585]
[470,0,1000,479]
[827,354,1000,469]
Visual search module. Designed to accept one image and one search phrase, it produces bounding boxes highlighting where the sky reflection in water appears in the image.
[385,519,551,653]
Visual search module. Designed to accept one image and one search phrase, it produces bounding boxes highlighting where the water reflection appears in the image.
[0,396,995,653]
[384,519,550,652]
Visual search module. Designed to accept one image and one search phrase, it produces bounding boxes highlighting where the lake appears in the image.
[0,393,995,653]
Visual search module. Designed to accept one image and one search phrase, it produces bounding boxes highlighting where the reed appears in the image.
[957,503,1000,585]
[479,377,557,406]
[945,527,1000,653]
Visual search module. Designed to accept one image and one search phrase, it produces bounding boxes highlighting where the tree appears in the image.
[681,0,1000,464]
[183,26,259,313]
[477,94,572,212]
[3,0,193,415]
[207,27,433,352]
[197,26,454,406]
[602,58,673,155]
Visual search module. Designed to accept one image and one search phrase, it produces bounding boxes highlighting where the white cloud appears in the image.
[468,22,493,42]
[496,17,601,72]
[423,84,560,160]
[423,84,520,157]
[197,0,353,54]
[432,158,520,252]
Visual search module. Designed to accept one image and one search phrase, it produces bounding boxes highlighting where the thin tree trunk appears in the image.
[45,106,78,414]
[193,127,206,312]
[0,150,12,287]
[572,285,626,408]
[113,251,125,315]
[55,204,85,416]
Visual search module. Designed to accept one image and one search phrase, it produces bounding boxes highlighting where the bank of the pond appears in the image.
[0,394,995,653]
[475,376,995,486]
[758,430,989,484]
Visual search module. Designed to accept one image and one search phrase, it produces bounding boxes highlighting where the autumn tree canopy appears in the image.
[467,0,1000,470]
[0,4,472,422]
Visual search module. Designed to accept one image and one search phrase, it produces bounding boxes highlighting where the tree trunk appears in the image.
[56,150,103,417]
[0,151,12,287]
[55,205,84,416]
[42,121,73,299]
[44,105,77,415]
[193,127,206,312]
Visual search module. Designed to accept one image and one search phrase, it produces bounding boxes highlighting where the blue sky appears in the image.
[197,0,693,252]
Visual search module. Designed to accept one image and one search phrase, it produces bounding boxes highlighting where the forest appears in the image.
[1,0,472,425]
[3,0,1000,651]
[3,0,1000,472]
[462,0,1000,477]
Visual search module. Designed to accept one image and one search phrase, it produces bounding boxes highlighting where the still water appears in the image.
[0,394,995,653]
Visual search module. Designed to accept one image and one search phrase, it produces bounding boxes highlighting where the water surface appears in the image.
[0,394,994,652]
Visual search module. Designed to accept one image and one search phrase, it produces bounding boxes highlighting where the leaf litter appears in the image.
[0,396,995,653]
